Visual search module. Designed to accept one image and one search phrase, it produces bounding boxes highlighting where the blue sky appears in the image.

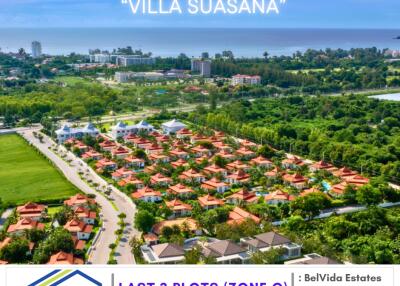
[0,0,399,28]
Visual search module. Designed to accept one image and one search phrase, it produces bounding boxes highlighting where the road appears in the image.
[66,150,139,264]
[19,128,137,264]
[0,208,13,231]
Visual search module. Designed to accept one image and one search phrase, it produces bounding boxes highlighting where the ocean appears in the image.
[1,28,400,57]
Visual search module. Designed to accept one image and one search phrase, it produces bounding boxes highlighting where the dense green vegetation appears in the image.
[0,134,77,205]
[283,207,400,264]
[186,95,400,183]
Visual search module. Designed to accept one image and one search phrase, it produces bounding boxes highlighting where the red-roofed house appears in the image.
[201,178,230,193]
[226,160,251,172]
[282,173,308,190]
[132,187,162,203]
[171,158,189,168]
[344,175,369,187]
[228,207,260,225]
[282,156,304,169]
[124,155,145,169]
[145,143,164,154]
[203,164,228,177]
[169,149,190,160]
[226,189,258,205]
[95,158,118,172]
[240,140,258,148]
[236,147,256,159]
[179,169,206,183]
[7,218,45,235]
[64,194,96,209]
[150,173,173,186]
[226,169,251,185]
[176,128,193,139]
[118,175,144,189]
[47,251,84,265]
[81,149,103,161]
[265,167,282,179]
[111,146,130,159]
[99,140,117,152]
[215,150,236,161]
[64,219,93,240]
[265,190,295,205]
[332,167,358,178]
[16,202,47,221]
[251,156,273,168]
[111,167,135,181]
[309,161,335,173]
[191,146,212,158]
[166,199,193,218]
[133,137,152,149]
[149,153,170,164]
[330,182,349,197]
[198,195,224,210]
[168,184,195,198]
[74,206,97,225]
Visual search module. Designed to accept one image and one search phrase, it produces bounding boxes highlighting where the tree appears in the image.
[33,228,75,264]
[291,193,331,219]
[0,238,29,263]
[134,210,155,232]
[257,145,276,159]
[184,246,202,264]
[356,185,383,206]
[343,184,357,204]
[250,248,285,264]
[54,206,73,226]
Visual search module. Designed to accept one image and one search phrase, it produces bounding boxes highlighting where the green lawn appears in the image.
[0,134,78,205]
[53,76,90,85]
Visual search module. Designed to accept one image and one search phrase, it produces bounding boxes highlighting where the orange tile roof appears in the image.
[64,219,93,234]
[16,202,46,217]
[198,195,224,208]
[7,218,45,233]
[118,175,144,187]
[265,190,295,202]
[333,167,358,178]
[168,184,194,195]
[64,194,95,207]
[74,206,97,220]
[228,207,260,225]
[226,189,258,203]
[201,178,229,190]
[150,173,173,184]
[251,156,273,166]
[166,199,193,211]
[47,251,84,265]
[132,187,162,199]
[283,173,308,183]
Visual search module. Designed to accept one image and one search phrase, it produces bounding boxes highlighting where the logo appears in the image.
[28,269,102,286]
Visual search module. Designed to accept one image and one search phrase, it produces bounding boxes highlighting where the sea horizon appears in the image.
[1,27,400,57]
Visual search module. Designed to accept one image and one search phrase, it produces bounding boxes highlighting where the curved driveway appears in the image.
[19,129,138,264]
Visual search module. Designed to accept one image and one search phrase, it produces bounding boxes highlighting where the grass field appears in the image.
[0,134,78,205]
[53,76,90,85]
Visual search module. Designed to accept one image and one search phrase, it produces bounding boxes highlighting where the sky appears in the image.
[0,0,399,29]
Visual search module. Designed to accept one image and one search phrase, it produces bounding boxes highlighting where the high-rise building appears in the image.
[191,59,211,77]
[116,55,156,67]
[31,41,42,58]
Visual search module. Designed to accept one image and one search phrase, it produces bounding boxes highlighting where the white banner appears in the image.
[1,265,398,286]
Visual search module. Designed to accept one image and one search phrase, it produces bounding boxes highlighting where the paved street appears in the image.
[19,128,137,264]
